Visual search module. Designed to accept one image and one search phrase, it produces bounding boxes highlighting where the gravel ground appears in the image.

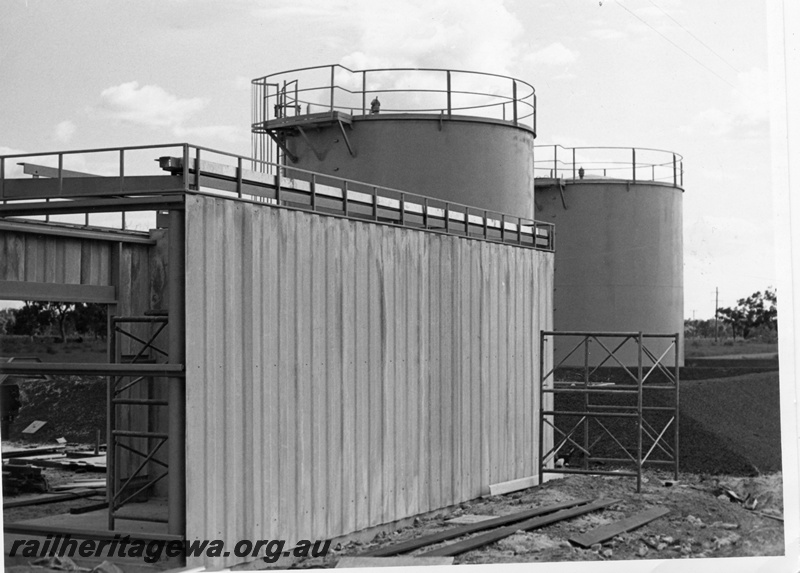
[296,470,784,567]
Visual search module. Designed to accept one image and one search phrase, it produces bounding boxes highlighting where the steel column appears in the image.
[636,332,643,493]
[167,209,186,536]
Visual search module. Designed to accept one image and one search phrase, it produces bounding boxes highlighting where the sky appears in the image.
[0,0,777,319]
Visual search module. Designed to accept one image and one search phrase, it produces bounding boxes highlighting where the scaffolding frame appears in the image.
[107,314,170,530]
[539,331,680,492]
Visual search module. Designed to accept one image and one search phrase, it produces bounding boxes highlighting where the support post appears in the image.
[167,210,186,536]
[583,337,589,471]
[632,148,637,183]
[106,244,121,531]
[538,332,545,484]
[674,333,680,480]
[636,331,643,493]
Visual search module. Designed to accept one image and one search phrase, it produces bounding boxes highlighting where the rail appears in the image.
[534,145,684,187]
[0,143,554,252]
[251,64,537,132]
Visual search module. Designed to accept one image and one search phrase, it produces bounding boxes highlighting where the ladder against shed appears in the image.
[0,143,555,569]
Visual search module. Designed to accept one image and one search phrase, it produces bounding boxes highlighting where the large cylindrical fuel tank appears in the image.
[252,65,538,219]
[285,116,535,219]
[535,167,684,366]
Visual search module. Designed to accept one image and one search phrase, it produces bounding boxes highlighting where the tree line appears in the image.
[2,302,107,342]
[685,288,777,341]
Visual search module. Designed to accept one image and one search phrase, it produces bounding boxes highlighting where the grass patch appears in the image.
[685,338,778,358]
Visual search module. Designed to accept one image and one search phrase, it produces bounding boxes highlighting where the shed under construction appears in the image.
[1,64,683,569]
[1,140,555,567]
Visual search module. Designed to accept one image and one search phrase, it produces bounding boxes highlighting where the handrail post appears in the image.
[553,145,557,179]
[237,156,243,198]
[500,214,505,242]
[512,80,518,125]
[423,197,428,228]
[194,147,201,189]
[399,193,405,226]
[447,71,452,116]
[58,153,63,195]
[632,148,636,183]
[0,156,4,200]
[120,149,126,229]
[310,174,317,211]
[673,154,677,187]
[330,65,335,112]
[572,148,576,179]
[362,71,367,115]
[680,161,683,187]
[373,187,378,221]
[445,202,450,233]
[342,180,348,216]
[182,144,189,190]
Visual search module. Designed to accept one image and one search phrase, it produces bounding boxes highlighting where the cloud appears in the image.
[589,28,625,41]
[97,81,208,129]
[680,67,768,138]
[525,42,579,67]
[173,125,244,144]
[338,0,525,74]
[233,76,252,91]
[93,81,243,145]
[54,120,76,143]
[0,146,28,178]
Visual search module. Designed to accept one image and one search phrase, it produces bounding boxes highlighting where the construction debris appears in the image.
[419,499,621,557]
[568,507,670,548]
[3,487,96,509]
[2,462,49,495]
[335,556,454,568]
[362,498,593,557]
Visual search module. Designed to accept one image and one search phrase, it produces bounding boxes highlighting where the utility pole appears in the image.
[714,287,719,342]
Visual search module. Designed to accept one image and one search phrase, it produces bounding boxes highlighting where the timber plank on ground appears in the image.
[361,498,594,557]
[3,488,95,509]
[419,498,622,557]
[568,507,670,548]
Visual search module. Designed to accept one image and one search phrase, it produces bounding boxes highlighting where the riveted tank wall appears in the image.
[535,179,684,366]
[285,116,535,219]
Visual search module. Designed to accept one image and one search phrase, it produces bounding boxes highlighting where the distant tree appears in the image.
[684,318,717,339]
[4,302,54,337]
[46,302,76,343]
[717,288,777,340]
[0,308,16,333]
[73,303,107,339]
[3,301,80,342]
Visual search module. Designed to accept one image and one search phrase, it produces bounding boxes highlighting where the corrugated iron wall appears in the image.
[184,194,553,568]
